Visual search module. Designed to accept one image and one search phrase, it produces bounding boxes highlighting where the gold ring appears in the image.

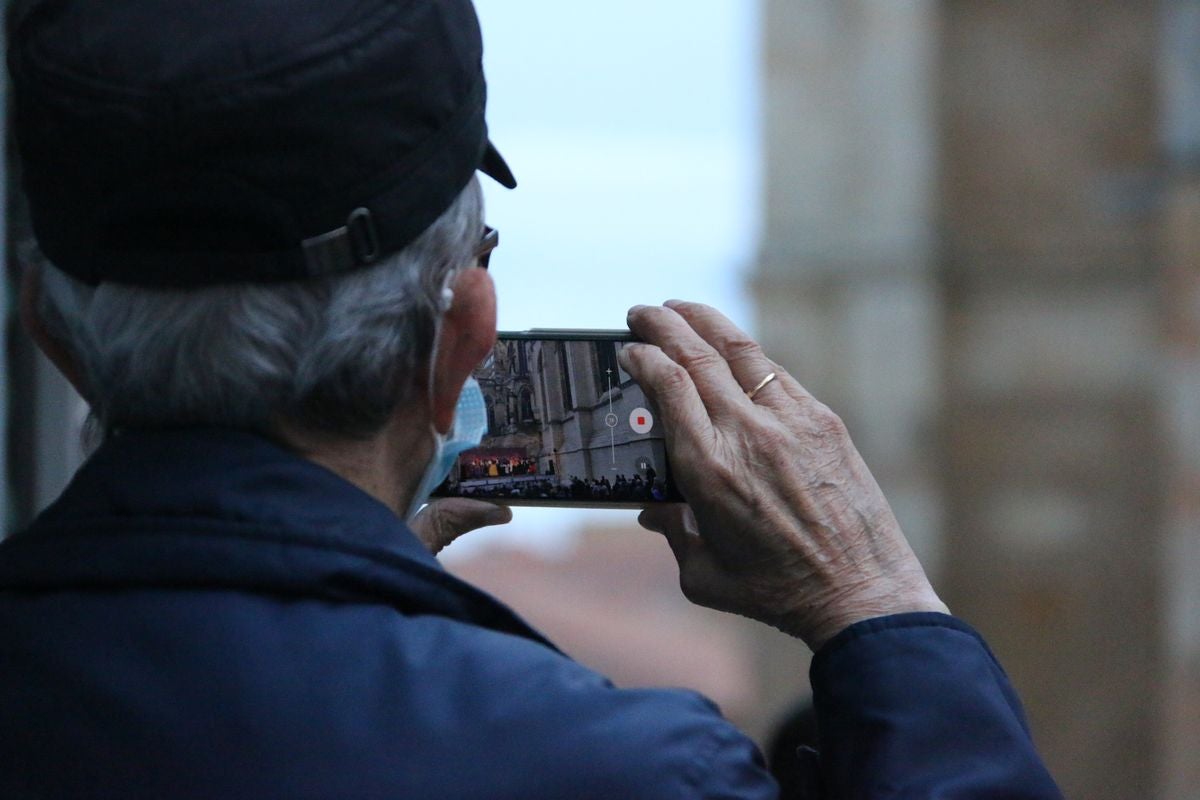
[746,372,777,401]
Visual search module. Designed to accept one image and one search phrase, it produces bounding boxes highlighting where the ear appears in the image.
[19,264,92,401]
[430,267,497,434]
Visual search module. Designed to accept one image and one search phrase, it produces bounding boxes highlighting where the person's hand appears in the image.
[621,300,947,651]
[410,498,512,556]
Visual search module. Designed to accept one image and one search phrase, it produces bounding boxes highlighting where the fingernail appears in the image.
[663,299,685,308]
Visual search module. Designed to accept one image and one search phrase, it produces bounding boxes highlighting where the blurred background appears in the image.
[4,1,1199,797]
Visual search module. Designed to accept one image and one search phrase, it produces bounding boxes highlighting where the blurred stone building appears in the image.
[756,1,1200,797]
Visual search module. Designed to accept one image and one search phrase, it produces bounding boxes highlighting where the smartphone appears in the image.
[432,330,683,507]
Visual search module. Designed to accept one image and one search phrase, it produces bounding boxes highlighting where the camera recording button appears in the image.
[629,408,654,435]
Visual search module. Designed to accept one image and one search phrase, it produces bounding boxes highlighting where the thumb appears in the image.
[411,498,513,555]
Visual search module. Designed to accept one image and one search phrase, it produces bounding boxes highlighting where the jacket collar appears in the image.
[0,427,557,651]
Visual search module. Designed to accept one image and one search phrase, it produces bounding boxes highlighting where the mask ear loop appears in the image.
[406,280,457,521]
[426,282,456,430]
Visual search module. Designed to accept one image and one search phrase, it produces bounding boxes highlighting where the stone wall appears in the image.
[940,3,1162,796]
[754,1,1196,796]
[1159,3,1200,795]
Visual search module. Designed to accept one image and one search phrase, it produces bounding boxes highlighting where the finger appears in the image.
[638,504,700,564]
[637,503,693,537]
[662,300,782,396]
[412,498,512,554]
[662,299,806,407]
[639,506,745,610]
[626,304,746,418]
[618,342,714,453]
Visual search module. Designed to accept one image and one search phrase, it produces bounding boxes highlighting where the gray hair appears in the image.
[34,178,484,438]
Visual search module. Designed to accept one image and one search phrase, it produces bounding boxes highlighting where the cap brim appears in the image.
[480,140,517,189]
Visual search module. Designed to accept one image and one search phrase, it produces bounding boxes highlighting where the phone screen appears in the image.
[432,331,682,506]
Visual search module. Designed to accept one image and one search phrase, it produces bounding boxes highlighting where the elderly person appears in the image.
[0,0,1061,797]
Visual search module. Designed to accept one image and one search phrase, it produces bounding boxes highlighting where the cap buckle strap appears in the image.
[302,207,380,276]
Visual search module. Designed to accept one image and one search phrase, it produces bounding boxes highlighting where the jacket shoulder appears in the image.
[392,614,781,799]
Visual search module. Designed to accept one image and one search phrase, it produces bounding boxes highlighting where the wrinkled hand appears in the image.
[410,498,513,556]
[621,301,947,651]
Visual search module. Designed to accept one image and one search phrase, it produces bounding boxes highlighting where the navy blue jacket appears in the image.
[0,429,1061,798]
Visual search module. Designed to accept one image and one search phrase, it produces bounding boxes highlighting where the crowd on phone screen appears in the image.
[453,472,668,502]
[458,456,540,480]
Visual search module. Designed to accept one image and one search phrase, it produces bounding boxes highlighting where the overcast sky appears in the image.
[474,0,760,331]
[445,1,761,554]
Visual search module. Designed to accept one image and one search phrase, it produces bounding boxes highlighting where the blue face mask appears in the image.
[405,375,487,521]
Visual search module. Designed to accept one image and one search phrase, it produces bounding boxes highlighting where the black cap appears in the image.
[8,0,516,287]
